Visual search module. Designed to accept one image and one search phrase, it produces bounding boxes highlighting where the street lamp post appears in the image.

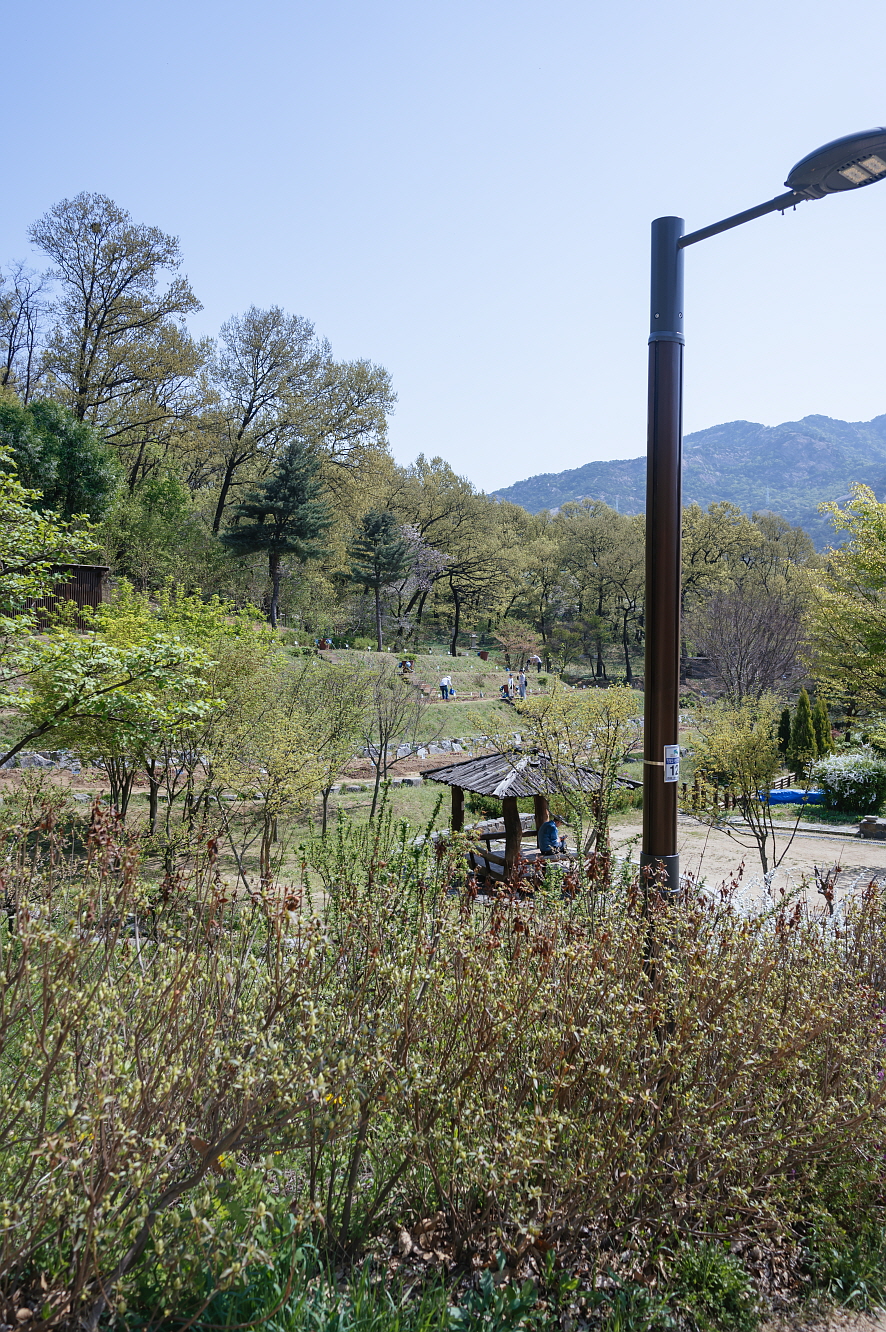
[641,128,886,895]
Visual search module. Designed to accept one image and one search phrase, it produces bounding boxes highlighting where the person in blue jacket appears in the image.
[537,815,565,856]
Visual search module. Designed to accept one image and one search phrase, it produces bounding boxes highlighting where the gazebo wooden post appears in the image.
[532,793,549,833]
[451,785,464,833]
[502,796,522,876]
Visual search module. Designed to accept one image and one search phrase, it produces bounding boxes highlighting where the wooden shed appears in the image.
[32,564,109,629]
[425,750,640,877]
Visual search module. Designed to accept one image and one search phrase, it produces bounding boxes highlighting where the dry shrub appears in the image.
[1,802,885,1326]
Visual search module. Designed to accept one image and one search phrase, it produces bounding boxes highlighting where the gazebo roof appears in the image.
[424,750,640,800]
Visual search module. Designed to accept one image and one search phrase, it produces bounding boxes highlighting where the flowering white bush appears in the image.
[812,749,886,812]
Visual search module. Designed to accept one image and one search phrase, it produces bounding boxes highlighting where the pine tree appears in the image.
[347,510,412,650]
[219,442,331,627]
[789,687,817,780]
[812,695,833,757]
[777,706,792,761]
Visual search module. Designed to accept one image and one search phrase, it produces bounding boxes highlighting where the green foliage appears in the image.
[805,485,886,721]
[789,686,817,774]
[0,396,117,518]
[103,468,211,589]
[805,1222,886,1311]
[447,1264,542,1331]
[777,706,792,759]
[348,509,411,590]
[220,441,332,626]
[669,1244,758,1332]
[3,802,886,1324]
[348,508,412,649]
[812,751,886,814]
[690,696,785,874]
[812,694,833,757]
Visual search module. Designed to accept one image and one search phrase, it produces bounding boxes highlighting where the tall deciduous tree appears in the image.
[220,441,331,628]
[347,510,412,650]
[206,305,327,532]
[805,486,886,727]
[29,193,202,443]
[686,585,803,702]
[0,262,49,402]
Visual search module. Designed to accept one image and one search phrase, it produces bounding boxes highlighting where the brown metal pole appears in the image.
[641,216,684,895]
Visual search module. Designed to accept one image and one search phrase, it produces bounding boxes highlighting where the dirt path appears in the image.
[764,1313,886,1331]
[611,814,886,900]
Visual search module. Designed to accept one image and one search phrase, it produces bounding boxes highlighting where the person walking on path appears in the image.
[518,669,527,700]
[439,674,452,700]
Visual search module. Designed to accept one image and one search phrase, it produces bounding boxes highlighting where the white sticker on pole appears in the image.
[663,745,680,783]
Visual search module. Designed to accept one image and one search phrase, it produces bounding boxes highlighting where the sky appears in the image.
[2,0,886,492]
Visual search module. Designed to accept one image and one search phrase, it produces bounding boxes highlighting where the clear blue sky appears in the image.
[3,0,886,491]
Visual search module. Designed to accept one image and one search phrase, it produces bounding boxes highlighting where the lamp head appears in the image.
[787,128,886,198]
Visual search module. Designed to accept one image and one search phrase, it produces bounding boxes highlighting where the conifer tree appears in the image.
[220,442,331,628]
[789,687,817,779]
[812,695,833,758]
[777,706,792,762]
[347,510,411,650]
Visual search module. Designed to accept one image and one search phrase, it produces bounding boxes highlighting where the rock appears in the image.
[402,775,423,787]
[416,748,429,759]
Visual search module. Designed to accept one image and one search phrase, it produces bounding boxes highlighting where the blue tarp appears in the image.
[767,788,825,805]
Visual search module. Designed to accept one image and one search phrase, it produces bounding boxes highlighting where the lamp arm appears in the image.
[678,189,812,249]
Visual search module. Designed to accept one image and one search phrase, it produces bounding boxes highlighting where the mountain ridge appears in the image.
[492,414,886,545]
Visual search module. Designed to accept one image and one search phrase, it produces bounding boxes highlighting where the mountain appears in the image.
[492,414,886,546]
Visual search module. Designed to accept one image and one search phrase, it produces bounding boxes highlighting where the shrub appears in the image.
[3,800,886,1324]
[812,750,886,812]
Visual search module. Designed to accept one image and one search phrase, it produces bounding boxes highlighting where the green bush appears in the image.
[670,1244,758,1331]
[812,750,886,812]
[3,799,886,1325]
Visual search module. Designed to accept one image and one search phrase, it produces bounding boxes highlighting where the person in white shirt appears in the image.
[439,675,452,700]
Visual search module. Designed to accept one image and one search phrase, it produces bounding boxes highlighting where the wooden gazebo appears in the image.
[426,750,640,876]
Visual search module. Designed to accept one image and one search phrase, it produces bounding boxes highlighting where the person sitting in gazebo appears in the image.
[537,814,565,856]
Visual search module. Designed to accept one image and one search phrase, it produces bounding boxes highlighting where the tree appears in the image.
[516,683,642,883]
[691,696,800,876]
[0,262,49,401]
[686,585,803,702]
[360,660,430,818]
[29,193,202,443]
[347,510,412,650]
[205,305,327,532]
[0,444,97,677]
[289,658,367,834]
[778,706,792,761]
[789,687,817,779]
[220,442,332,628]
[812,695,833,758]
[804,486,886,725]
[0,397,117,518]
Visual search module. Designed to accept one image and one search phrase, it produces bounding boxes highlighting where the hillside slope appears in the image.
[493,414,886,545]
